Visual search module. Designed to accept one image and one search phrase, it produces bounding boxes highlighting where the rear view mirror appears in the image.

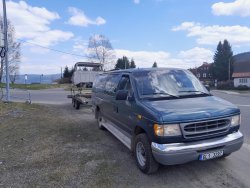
[205,85,210,92]
[116,90,128,100]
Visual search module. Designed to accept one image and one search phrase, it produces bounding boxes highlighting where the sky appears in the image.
[1,0,250,74]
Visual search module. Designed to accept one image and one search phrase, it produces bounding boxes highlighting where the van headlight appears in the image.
[154,124,181,136]
[231,115,241,127]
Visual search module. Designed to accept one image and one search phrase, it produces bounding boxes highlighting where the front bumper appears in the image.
[151,131,244,165]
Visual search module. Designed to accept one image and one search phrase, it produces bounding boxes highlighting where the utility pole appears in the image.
[228,58,231,82]
[2,0,10,101]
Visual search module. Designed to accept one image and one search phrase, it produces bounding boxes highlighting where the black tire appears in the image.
[73,99,76,108]
[75,101,80,110]
[96,110,105,130]
[134,133,159,174]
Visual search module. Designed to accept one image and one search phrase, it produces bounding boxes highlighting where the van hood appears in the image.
[142,96,239,123]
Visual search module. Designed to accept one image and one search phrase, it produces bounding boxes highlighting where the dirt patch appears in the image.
[0,102,248,187]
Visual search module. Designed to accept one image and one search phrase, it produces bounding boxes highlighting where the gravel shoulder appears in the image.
[0,102,249,188]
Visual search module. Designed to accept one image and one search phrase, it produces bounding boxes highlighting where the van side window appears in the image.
[94,74,108,91]
[117,76,133,97]
[105,74,121,94]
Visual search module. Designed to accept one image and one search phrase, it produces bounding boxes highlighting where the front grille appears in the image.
[181,118,230,139]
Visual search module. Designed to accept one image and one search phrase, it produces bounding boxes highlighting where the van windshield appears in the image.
[133,69,209,98]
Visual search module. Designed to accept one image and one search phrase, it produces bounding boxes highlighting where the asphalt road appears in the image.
[7,88,70,105]
[211,90,250,144]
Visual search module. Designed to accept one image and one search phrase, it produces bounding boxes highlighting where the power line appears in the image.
[17,39,115,66]
[17,39,89,58]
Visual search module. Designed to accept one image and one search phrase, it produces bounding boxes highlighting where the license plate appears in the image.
[199,150,224,161]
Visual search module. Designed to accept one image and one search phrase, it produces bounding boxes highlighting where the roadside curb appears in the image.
[212,90,250,98]
[212,90,240,95]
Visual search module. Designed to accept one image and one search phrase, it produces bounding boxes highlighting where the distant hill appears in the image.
[14,74,61,84]
[234,52,250,63]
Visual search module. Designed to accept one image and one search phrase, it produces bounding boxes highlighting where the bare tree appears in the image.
[87,34,115,69]
[9,64,19,84]
[0,17,21,83]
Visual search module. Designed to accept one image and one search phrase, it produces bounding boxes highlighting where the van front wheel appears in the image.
[134,133,159,174]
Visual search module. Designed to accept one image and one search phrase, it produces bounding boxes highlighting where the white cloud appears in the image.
[134,0,140,4]
[73,44,86,52]
[212,0,250,17]
[172,22,250,46]
[20,49,87,74]
[115,47,213,69]
[28,30,73,47]
[66,7,106,27]
[19,45,212,74]
[4,0,73,46]
[115,49,171,67]
[178,47,213,65]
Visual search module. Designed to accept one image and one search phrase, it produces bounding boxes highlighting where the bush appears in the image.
[57,78,72,84]
[236,85,249,90]
[217,80,234,90]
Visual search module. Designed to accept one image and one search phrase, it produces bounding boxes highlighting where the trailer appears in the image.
[68,62,103,109]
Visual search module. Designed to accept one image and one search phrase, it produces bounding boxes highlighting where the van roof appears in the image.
[101,67,187,75]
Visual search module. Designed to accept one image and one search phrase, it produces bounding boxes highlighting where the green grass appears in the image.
[0,83,70,90]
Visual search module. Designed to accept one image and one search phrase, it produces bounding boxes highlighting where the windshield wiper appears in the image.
[142,92,179,98]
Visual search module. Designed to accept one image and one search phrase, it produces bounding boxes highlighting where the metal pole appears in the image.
[228,58,231,81]
[2,0,10,101]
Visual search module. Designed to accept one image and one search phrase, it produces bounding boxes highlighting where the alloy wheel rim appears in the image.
[136,142,146,167]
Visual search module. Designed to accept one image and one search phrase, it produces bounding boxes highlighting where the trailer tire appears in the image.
[73,99,76,108]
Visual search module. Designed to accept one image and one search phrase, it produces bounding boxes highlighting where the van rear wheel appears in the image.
[96,111,105,130]
[134,133,159,174]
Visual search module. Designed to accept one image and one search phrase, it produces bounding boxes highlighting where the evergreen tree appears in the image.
[63,66,70,78]
[115,56,130,69]
[213,40,233,81]
[130,59,136,68]
[69,67,74,77]
[152,62,158,68]
[223,40,233,80]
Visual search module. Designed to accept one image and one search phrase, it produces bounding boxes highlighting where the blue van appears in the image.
[92,68,243,174]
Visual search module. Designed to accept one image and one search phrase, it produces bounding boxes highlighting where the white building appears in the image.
[232,52,250,87]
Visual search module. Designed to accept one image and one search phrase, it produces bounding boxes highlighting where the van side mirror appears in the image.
[116,90,128,100]
[127,92,135,102]
[205,85,210,92]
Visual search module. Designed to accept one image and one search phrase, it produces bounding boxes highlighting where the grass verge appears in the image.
[0,83,70,90]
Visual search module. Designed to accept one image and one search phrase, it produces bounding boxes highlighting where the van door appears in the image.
[113,75,135,135]
[93,74,109,119]
[103,74,121,122]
